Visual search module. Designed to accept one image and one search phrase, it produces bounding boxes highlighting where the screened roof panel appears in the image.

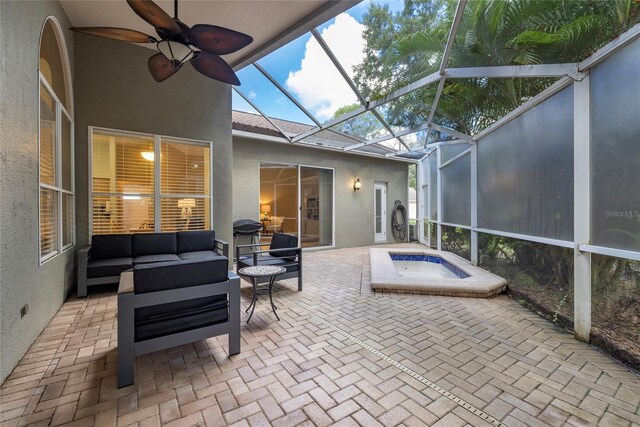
[376,138,402,151]
[329,110,391,142]
[373,86,435,133]
[232,91,257,115]
[231,0,640,161]
[235,66,315,126]
[316,1,451,100]
[256,33,360,124]
[400,130,429,148]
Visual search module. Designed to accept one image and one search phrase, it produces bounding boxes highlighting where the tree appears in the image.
[356,0,640,135]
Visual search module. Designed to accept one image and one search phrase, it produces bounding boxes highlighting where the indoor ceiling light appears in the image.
[140,151,155,162]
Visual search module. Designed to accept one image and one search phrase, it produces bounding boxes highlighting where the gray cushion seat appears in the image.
[87,257,132,278]
[178,251,225,261]
[132,254,181,265]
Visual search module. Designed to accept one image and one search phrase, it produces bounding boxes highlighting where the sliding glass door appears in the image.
[259,163,334,248]
[259,164,299,239]
[300,166,333,248]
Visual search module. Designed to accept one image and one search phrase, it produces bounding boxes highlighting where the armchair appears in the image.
[236,233,302,291]
[117,258,240,388]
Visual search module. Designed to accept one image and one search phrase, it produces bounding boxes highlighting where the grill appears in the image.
[233,219,263,236]
[233,219,262,259]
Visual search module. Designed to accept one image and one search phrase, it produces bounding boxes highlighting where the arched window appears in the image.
[39,17,74,263]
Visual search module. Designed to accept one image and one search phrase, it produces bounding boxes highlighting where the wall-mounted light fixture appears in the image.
[353,178,361,192]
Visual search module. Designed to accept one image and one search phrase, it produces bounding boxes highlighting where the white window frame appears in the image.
[38,74,75,265]
[88,126,214,236]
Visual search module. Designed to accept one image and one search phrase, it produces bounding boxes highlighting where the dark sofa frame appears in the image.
[77,232,229,298]
[117,268,240,388]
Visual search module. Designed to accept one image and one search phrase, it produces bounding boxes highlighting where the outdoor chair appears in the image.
[235,233,302,291]
[117,258,240,388]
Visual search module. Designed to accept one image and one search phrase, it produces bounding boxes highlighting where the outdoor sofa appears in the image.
[236,233,302,291]
[117,258,240,388]
[78,230,228,297]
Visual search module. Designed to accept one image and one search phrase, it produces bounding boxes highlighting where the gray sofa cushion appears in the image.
[135,296,228,341]
[87,257,132,278]
[91,234,132,259]
[132,254,181,265]
[238,255,299,273]
[178,251,224,261]
[177,230,215,254]
[133,258,229,294]
[269,233,298,261]
[132,233,177,256]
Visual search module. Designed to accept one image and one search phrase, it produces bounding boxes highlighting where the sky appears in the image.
[233,0,405,126]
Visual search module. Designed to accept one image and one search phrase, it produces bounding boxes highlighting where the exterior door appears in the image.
[374,182,387,242]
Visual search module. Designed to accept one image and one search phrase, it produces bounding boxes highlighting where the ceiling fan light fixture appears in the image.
[157,40,194,65]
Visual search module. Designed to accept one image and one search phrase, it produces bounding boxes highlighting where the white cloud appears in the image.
[248,90,258,99]
[285,13,365,121]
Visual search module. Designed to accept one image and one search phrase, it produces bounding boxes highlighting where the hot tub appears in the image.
[370,248,507,297]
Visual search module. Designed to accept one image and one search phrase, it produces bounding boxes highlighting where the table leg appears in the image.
[246,277,258,323]
[268,275,280,321]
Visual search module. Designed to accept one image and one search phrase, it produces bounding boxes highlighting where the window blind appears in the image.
[40,84,56,187]
[91,130,212,235]
[40,188,58,258]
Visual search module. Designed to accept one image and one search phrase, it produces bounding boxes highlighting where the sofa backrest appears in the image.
[269,233,298,260]
[132,233,177,256]
[91,234,132,259]
[133,258,228,294]
[177,230,215,254]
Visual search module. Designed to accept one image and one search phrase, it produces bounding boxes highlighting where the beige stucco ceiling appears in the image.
[60,0,354,68]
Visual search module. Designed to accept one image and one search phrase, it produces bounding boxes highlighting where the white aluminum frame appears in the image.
[38,65,75,264]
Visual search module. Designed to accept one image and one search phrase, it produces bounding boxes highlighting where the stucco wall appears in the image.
[233,137,409,248]
[0,1,75,384]
[73,35,233,247]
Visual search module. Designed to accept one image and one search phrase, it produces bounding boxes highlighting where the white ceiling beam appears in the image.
[430,123,473,142]
[253,63,322,127]
[311,28,368,106]
[444,63,584,80]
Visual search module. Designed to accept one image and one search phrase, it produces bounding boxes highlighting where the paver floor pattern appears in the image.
[1,244,639,427]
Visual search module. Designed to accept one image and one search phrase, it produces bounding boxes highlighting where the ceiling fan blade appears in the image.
[126,0,180,34]
[190,52,240,85]
[148,53,180,82]
[70,27,157,43]
[189,24,253,55]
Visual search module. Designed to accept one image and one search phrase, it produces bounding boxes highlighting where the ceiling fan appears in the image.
[70,0,252,85]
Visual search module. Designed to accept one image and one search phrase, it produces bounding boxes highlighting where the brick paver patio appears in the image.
[1,244,639,426]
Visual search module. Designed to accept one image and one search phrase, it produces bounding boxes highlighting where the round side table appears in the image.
[238,265,286,323]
